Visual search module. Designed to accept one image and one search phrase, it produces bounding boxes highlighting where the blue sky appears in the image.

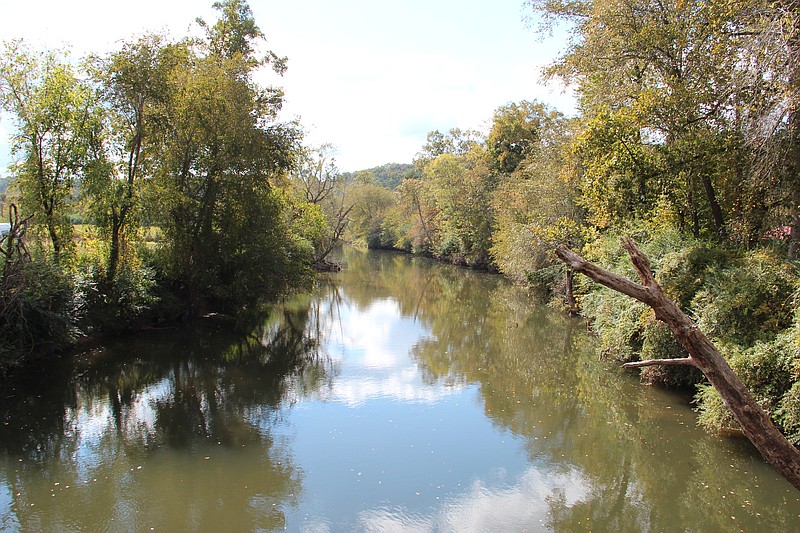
[0,0,574,172]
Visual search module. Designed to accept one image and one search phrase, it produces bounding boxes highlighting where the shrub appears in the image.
[525,263,563,303]
[657,242,730,309]
[0,259,77,369]
[692,250,796,347]
[696,332,800,437]
[777,382,800,444]
[639,319,703,388]
[75,259,159,334]
[581,285,649,362]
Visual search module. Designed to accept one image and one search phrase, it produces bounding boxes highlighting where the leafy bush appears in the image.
[0,259,76,369]
[692,250,796,347]
[777,382,800,444]
[525,263,563,303]
[579,227,696,367]
[581,285,649,363]
[696,332,800,437]
[656,242,730,309]
[437,234,462,262]
[74,258,159,334]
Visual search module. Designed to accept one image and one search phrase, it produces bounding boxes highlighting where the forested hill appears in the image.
[342,163,420,190]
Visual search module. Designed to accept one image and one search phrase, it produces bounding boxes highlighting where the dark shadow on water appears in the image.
[0,295,333,531]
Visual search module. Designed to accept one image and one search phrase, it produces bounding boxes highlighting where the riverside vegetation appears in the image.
[3,0,800,463]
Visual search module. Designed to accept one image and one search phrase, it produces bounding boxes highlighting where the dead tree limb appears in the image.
[555,236,800,491]
[621,357,694,368]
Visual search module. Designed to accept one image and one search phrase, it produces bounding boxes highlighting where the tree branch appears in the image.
[555,237,800,491]
[622,357,694,368]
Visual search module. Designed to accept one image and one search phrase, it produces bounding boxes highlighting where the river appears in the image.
[1,248,799,531]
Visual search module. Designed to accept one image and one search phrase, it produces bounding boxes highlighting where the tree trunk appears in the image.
[699,171,727,240]
[565,267,579,316]
[555,237,800,490]
[107,218,121,282]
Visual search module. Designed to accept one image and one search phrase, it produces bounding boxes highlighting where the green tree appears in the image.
[85,34,173,282]
[491,115,581,273]
[0,41,95,260]
[529,0,741,238]
[424,152,494,266]
[347,182,398,248]
[486,100,559,174]
[413,127,483,171]
[153,0,305,310]
[288,144,352,263]
[396,176,439,253]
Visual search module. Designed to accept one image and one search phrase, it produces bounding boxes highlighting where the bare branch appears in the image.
[622,357,695,368]
[555,237,800,490]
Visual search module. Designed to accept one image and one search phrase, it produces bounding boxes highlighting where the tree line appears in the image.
[0,0,343,369]
[338,0,800,446]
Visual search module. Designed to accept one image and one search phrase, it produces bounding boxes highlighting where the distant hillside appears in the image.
[343,163,420,190]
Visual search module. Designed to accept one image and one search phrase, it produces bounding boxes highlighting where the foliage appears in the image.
[84,33,176,282]
[490,106,582,289]
[423,152,494,266]
[0,1,318,370]
[75,260,159,333]
[342,163,419,190]
[578,228,722,386]
[486,100,559,174]
[692,250,796,347]
[579,226,800,433]
[346,182,398,248]
[287,144,352,263]
[0,41,96,260]
[0,258,76,368]
[697,330,800,439]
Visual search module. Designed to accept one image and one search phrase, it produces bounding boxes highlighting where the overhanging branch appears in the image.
[554,237,800,491]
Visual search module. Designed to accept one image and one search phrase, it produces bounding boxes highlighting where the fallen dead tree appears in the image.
[555,236,800,490]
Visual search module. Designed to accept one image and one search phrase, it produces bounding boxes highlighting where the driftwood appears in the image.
[555,237,800,491]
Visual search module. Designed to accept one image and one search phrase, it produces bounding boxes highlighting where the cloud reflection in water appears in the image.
[317,297,466,407]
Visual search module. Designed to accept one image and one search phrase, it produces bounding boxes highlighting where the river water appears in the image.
[1,249,799,531]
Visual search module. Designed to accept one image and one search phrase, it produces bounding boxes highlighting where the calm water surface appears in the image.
[1,249,799,532]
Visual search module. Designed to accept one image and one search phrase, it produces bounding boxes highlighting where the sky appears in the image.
[0,0,574,172]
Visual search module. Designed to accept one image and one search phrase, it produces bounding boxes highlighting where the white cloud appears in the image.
[0,0,576,173]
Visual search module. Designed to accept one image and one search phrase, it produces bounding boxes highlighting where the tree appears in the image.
[529,0,740,238]
[288,144,353,264]
[396,177,438,253]
[86,34,173,282]
[491,112,584,307]
[486,100,559,174]
[413,127,483,171]
[0,41,95,260]
[152,0,305,310]
[423,152,494,266]
[731,0,800,257]
[346,182,398,248]
[572,109,662,228]
[556,237,800,490]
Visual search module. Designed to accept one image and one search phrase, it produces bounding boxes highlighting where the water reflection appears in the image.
[0,301,330,531]
[314,283,465,407]
[328,248,800,531]
[357,465,592,532]
[2,248,799,532]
